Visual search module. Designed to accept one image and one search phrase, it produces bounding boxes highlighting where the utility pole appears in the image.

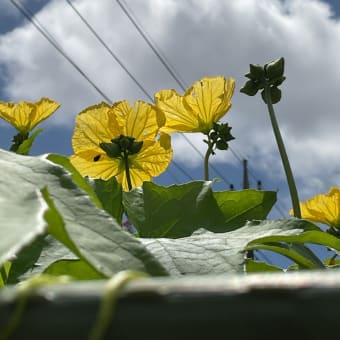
[242,159,250,189]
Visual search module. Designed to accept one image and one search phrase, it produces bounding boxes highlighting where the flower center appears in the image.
[99,135,143,159]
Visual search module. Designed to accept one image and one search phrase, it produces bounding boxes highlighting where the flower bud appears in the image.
[249,64,265,80]
[129,140,143,155]
[216,140,229,150]
[240,80,259,96]
[100,142,121,158]
[261,86,281,104]
[265,57,285,81]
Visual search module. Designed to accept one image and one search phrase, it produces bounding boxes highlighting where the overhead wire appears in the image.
[65,0,153,102]
[10,0,113,103]
[10,0,189,183]
[115,0,234,186]
[113,0,288,213]
[116,0,188,92]
[11,0,290,216]
[63,0,194,182]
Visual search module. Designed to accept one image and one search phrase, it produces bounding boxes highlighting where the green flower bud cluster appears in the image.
[100,135,143,159]
[240,57,286,104]
[10,132,29,153]
[207,122,234,154]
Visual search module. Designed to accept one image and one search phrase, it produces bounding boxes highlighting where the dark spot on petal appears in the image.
[93,155,101,162]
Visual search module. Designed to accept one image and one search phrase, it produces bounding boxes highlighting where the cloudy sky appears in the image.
[0,0,340,219]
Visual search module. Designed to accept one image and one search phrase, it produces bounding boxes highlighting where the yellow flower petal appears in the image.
[30,98,61,130]
[155,76,235,134]
[184,76,235,133]
[0,97,60,133]
[72,102,121,153]
[112,100,165,141]
[132,138,173,175]
[70,150,123,180]
[117,138,173,191]
[154,89,196,133]
[293,187,340,228]
[70,100,173,190]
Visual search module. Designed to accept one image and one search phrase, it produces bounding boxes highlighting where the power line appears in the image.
[116,0,188,92]
[65,0,153,102]
[10,0,190,183]
[115,0,233,186]
[10,0,112,103]
[64,0,194,182]
[114,0,287,205]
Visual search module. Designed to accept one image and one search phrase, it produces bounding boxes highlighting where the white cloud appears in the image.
[0,0,340,212]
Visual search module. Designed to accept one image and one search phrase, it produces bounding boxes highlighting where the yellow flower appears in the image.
[154,76,235,134]
[291,187,340,228]
[0,97,60,133]
[70,100,173,191]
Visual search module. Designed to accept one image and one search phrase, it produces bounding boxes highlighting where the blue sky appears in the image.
[1,0,340,223]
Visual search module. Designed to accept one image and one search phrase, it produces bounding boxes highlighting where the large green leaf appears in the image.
[123,181,224,238]
[44,259,105,280]
[13,235,78,282]
[214,189,276,228]
[139,219,316,276]
[246,219,340,251]
[6,235,48,284]
[90,177,124,225]
[245,259,283,272]
[123,181,276,238]
[244,219,339,269]
[0,168,48,267]
[0,150,167,277]
[47,154,102,209]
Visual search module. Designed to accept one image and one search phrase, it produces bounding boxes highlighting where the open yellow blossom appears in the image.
[290,187,340,228]
[154,76,235,134]
[70,100,173,191]
[0,97,60,133]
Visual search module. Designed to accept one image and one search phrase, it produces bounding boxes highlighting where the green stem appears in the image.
[123,151,133,191]
[0,266,8,285]
[264,84,301,218]
[204,140,213,181]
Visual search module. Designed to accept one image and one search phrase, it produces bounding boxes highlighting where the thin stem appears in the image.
[0,266,8,285]
[123,151,133,191]
[264,84,301,218]
[204,140,213,181]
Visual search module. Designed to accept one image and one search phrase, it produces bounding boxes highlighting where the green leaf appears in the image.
[0,162,48,267]
[6,235,47,284]
[44,259,105,280]
[244,219,340,268]
[140,219,315,276]
[123,182,276,238]
[14,235,78,281]
[240,79,259,96]
[245,259,283,272]
[0,149,168,277]
[0,262,11,286]
[265,57,285,80]
[249,63,265,80]
[246,243,318,269]
[123,181,225,238]
[247,220,340,251]
[16,129,43,155]
[90,177,124,225]
[213,189,276,229]
[247,241,324,269]
[47,154,102,209]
